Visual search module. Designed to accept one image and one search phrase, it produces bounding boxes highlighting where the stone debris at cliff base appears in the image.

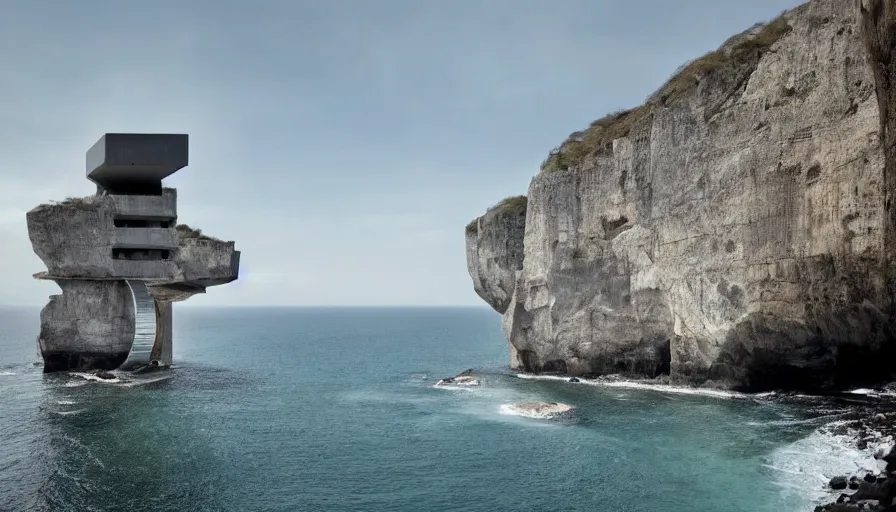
[499,402,574,419]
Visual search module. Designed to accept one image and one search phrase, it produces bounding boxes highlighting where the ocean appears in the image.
[0,306,883,511]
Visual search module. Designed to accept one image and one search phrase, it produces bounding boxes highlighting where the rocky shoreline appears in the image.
[516,370,896,510]
[814,403,896,511]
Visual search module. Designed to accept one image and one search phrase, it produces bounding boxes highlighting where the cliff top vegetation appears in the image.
[540,15,792,174]
[466,195,528,235]
[175,224,219,241]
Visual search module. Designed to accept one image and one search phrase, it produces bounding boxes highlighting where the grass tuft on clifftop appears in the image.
[466,195,528,235]
[175,224,219,241]
[465,218,479,235]
[490,195,528,217]
[541,14,792,174]
[39,196,97,211]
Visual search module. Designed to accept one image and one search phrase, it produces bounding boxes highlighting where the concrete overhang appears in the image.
[86,134,189,191]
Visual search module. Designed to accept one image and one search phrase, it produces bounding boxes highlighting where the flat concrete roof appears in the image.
[86,134,188,189]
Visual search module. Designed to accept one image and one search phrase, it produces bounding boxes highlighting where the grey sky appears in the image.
[0,0,802,306]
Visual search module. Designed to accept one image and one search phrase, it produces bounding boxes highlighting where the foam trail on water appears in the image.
[53,409,85,416]
[0,371,15,376]
[119,374,174,387]
[515,373,746,399]
[68,372,123,384]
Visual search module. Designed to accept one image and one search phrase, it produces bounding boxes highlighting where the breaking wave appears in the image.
[764,421,889,507]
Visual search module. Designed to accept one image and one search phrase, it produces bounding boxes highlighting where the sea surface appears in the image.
[0,306,883,511]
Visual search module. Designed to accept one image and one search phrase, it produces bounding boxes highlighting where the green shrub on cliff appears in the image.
[541,15,792,174]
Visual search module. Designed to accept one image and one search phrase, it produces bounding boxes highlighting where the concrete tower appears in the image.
[26,134,240,372]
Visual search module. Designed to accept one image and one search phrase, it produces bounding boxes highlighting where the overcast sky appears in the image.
[0,0,802,307]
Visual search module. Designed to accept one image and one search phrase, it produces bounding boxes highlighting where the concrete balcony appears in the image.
[113,227,177,249]
[110,189,177,219]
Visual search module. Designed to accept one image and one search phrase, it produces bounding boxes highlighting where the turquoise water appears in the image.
[0,307,870,511]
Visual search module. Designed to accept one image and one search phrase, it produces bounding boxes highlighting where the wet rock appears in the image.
[569,377,580,383]
[503,401,574,419]
[851,475,896,504]
[95,371,116,380]
[831,476,849,490]
[866,473,878,483]
[434,370,480,388]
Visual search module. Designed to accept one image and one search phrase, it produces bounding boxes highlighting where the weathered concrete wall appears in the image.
[39,280,135,372]
[27,194,239,283]
[466,0,896,392]
[110,188,177,219]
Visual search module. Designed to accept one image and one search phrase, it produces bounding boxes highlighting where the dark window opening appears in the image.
[112,248,171,261]
[114,218,174,228]
[100,180,163,196]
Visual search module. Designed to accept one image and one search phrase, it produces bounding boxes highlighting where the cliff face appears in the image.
[465,196,527,314]
[466,0,896,392]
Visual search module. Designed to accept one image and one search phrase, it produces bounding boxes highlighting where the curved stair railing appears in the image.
[119,280,157,370]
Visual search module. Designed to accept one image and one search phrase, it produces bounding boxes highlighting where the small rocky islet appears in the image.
[434,369,481,388]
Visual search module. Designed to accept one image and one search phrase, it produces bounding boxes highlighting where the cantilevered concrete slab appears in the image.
[87,133,188,193]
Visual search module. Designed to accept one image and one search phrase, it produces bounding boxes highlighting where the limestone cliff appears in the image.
[465,196,527,313]
[466,0,896,392]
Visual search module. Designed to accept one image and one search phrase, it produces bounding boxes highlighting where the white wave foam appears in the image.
[515,373,745,399]
[0,371,16,376]
[63,381,86,388]
[765,425,889,507]
[119,374,173,387]
[432,383,479,392]
[844,387,896,399]
[499,402,574,419]
[53,409,85,416]
[68,372,122,384]
[57,400,76,405]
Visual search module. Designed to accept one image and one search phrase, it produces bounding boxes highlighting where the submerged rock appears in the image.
[502,402,574,419]
[95,371,116,380]
[830,476,848,490]
[435,370,481,388]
